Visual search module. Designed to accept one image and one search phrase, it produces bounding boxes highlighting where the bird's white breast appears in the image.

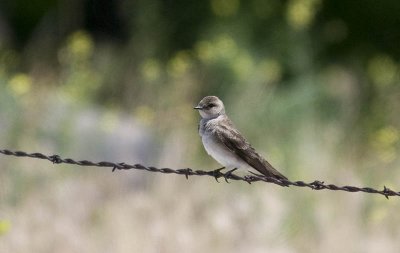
[201,132,248,169]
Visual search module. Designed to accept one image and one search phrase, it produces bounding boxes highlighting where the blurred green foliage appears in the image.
[0,220,11,235]
[0,0,399,169]
[0,0,399,174]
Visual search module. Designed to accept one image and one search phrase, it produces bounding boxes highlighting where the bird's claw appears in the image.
[223,168,238,183]
[211,167,226,182]
[244,175,253,184]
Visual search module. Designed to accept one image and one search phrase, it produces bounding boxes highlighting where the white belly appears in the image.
[202,134,249,169]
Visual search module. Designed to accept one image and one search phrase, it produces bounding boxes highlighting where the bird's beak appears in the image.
[194,105,203,110]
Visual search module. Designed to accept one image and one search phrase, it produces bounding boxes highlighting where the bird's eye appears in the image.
[208,103,216,108]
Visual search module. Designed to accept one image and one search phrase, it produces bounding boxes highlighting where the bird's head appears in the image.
[194,96,225,119]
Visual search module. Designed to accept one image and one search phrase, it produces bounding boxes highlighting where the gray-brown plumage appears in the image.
[194,96,287,180]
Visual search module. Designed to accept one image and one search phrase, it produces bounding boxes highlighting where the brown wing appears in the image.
[215,118,287,180]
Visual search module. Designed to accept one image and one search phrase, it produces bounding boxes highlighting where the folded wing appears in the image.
[214,119,287,180]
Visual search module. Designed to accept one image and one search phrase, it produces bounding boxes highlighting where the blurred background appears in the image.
[0,0,400,252]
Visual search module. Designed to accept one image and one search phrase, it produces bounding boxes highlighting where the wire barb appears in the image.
[1,149,399,198]
[49,155,62,164]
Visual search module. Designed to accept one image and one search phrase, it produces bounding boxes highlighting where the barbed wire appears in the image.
[0,149,399,199]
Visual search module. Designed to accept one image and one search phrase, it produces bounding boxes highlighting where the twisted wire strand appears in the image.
[1,149,399,199]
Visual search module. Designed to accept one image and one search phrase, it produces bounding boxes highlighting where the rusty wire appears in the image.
[0,149,399,199]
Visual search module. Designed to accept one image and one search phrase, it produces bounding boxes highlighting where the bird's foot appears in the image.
[211,167,226,182]
[244,175,253,184]
[223,168,238,183]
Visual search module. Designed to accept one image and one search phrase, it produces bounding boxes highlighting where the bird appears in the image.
[194,95,287,181]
